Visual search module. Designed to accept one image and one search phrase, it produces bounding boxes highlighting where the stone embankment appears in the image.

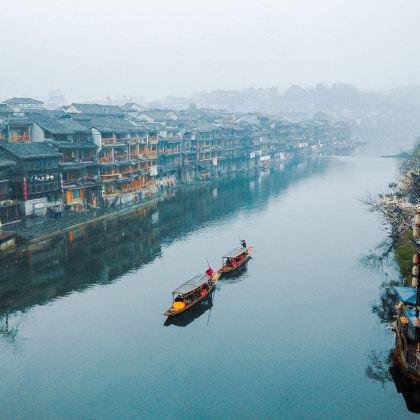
[0,192,163,259]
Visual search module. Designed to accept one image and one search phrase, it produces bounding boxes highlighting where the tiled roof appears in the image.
[86,116,145,134]
[29,113,90,134]
[69,103,124,116]
[121,103,144,111]
[48,140,96,149]
[0,143,61,159]
[3,97,44,105]
[139,110,178,121]
[194,120,216,132]
[0,158,16,167]
[7,117,31,126]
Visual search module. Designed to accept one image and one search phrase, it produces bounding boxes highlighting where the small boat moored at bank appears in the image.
[164,270,221,317]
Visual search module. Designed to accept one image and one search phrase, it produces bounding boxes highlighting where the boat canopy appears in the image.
[172,274,209,296]
[393,287,417,306]
[223,247,246,259]
[403,307,420,329]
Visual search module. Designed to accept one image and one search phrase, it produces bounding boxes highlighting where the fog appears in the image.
[1,0,420,101]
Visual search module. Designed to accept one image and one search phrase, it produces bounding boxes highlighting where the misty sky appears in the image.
[1,0,420,102]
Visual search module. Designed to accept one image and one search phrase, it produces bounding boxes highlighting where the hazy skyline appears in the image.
[2,0,420,102]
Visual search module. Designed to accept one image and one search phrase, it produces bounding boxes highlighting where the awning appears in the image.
[223,247,246,259]
[403,307,420,328]
[393,287,417,306]
[172,274,209,295]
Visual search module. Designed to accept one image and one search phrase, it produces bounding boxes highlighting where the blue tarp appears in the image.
[403,307,420,328]
[393,287,417,305]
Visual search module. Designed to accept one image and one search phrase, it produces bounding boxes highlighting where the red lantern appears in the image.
[23,176,28,201]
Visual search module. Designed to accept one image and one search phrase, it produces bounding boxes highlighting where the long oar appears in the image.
[207,287,215,327]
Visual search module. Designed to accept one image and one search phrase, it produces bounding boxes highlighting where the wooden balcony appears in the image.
[100,173,122,180]
[62,177,100,187]
[129,153,146,159]
[161,149,180,155]
[99,156,114,163]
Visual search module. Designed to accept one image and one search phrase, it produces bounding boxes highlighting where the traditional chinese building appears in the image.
[88,117,152,206]
[7,118,32,143]
[0,158,20,225]
[158,127,182,180]
[0,143,62,216]
[28,112,101,211]
[2,97,45,113]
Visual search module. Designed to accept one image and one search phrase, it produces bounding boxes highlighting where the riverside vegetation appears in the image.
[369,142,420,280]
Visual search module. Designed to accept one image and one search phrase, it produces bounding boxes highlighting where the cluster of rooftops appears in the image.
[0,96,351,143]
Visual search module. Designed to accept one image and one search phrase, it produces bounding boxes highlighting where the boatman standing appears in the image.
[241,239,247,248]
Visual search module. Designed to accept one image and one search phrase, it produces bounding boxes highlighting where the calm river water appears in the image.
[0,156,414,419]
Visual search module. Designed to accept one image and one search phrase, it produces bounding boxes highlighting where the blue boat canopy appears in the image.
[403,307,420,328]
[393,287,417,306]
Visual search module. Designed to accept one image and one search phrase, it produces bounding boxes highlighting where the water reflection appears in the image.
[360,237,401,325]
[0,159,328,337]
[362,238,420,412]
[390,363,420,413]
[218,263,249,284]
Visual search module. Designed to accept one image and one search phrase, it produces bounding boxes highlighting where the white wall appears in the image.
[30,123,45,142]
[91,128,101,152]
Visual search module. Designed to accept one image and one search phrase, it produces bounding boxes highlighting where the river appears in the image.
[0,156,414,419]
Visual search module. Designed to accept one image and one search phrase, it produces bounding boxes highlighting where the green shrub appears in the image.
[395,241,417,281]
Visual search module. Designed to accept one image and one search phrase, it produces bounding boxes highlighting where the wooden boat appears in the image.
[163,270,221,317]
[219,246,253,274]
[164,290,215,327]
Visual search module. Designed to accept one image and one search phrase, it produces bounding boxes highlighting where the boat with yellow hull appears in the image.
[163,271,221,317]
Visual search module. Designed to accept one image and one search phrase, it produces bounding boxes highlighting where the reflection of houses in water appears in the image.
[0,203,161,317]
[0,159,328,335]
[390,362,420,413]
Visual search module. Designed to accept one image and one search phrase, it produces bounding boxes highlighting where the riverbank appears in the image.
[0,193,168,259]
[0,156,292,259]
[369,143,420,280]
